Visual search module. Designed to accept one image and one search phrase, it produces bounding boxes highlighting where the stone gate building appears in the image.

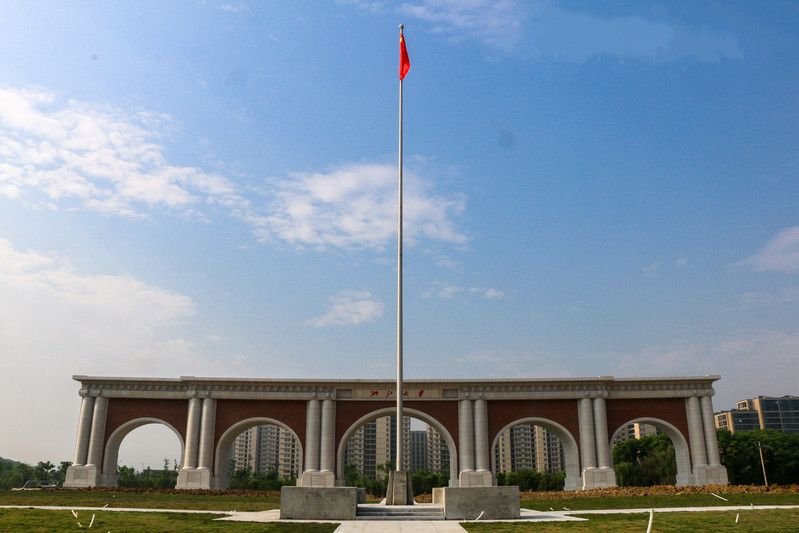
[64,375,728,490]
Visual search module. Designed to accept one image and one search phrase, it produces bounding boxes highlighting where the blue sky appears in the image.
[1,1,798,466]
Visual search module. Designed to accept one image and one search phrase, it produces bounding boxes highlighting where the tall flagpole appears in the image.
[395,23,405,474]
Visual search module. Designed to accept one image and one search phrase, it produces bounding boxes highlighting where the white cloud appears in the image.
[610,330,799,409]
[309,289,384,327]
[642,261,660,277]
[397,1,741,61]
[0,237,235,464]
[0,87,468,252]
[740,227,799,273]
[723,287,799,313]
[252,163,466,250]
[400,0,523,49]
[220,2,250,13]
[422,281,504,300]
[0,87,246,218]
[527,6,741,63]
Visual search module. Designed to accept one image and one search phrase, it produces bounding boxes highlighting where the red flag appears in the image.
[399,34,411,80]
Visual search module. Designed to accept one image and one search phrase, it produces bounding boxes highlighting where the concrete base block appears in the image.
[297,470,336,487]
[436,486,520,520]
[176,468,212,490]
[385,471,414,505]
[64,465,100,488]
[581,467,617,489]
[280,486,358,520]
[458,470,493,487]
[693,464,729,486]
[676,473,695,487]
[563,475,580,491]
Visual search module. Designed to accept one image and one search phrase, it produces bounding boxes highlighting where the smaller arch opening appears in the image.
[609,418,692,487]
[103,418,184,488]
[491,419,576,491]
[213,418,303,490]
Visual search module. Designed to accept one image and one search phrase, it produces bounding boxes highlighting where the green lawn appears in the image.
[0,489,280,511]
[0,509,337,532]
[463,509,799,532]
[520,492,799,511]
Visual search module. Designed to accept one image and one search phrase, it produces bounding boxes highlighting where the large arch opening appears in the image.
[336,407,458,492]
[609,417,693,487]
[102,418,184,488]
[491,417,580,491]
[212,417,303,489]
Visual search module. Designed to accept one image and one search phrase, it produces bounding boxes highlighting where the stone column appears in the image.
[592,398,610,469]
[700,396,720,466]
[73,395,95,466]
[197,398,217,470]
[695,395,729,485]
[183,398,202,469]
[304,399,321,472]
[686,396,707,471]
[474,399,489,472]
[578,398,596,472]
[458,399,474,473]
[319,399,335,472]
[86,396,108,468]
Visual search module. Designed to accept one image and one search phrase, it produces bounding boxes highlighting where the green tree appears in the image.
[718,429,799,485]
[613,433,676,486]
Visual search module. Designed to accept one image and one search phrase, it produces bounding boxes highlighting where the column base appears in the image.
[581,467,617,490]
[563,474,581,491]
[64,465,100,488]
[458,470,493,487]
[385,470,414,505]
[692,464,729,486]
[176,468,212,490]
[297,470,336,487]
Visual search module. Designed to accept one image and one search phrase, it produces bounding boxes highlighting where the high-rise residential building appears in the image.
[494,424,564,474]
[410,430,428,472]
[344,415,410,480]
[426,425,450,474]
[612,422,659,446]
[715,395,799,433]
[230,425,301,478]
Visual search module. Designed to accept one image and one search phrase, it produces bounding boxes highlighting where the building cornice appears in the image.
[73,375,720,401]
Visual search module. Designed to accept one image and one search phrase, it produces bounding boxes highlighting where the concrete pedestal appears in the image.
[280,486,358,520]
[176,468,212,489]
[64,465,100,488]
[297,470,336,487]
[581,467,617,489]
[385,470,414,505]
[693,464,729,485]
[433,486,520,520]
[458,470,493,487]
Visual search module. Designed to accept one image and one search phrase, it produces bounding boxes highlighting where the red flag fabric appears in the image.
[399,34,411,80]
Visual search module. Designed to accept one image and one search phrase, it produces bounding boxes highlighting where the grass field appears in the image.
[0,509,336,532]
[0,489,281,511]
[464,509,799,532]
[2,486,798,532]
[2,507,799,532]
[520,492,799,511]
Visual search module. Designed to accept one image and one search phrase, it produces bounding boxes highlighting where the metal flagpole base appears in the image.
[385,470,414,505]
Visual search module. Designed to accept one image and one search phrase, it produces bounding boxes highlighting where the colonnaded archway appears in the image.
[101,418,184,487]
[213,417,303,489]
[491,417,581,491]
[609,417,693,487]
[336,406,458,487]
